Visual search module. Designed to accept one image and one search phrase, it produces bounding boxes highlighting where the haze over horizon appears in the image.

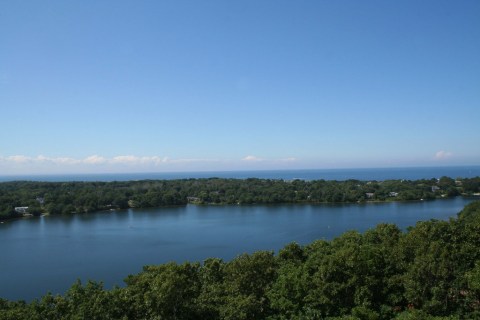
[1,1,479,175]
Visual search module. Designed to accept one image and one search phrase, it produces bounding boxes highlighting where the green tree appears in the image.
[220,251,277,320]
[124,262,201,319]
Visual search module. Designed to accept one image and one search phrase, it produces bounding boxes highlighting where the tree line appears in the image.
[1,200,480,319]
[1,176,479,220]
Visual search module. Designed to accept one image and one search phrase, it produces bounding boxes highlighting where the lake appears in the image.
[0,197,476,301]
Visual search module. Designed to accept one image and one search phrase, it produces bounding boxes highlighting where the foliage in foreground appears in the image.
[1,201,480,320]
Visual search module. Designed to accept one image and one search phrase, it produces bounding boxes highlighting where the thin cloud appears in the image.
[0,154,220,167]
[83,155,108,164]
[242,155,264,162]
[112,155,169,166]
[168,158,220,164]
[1,154,296,166]
[6,155,31,163]
[242,155,296,163]
[0,154,298,174]
[54,157,81,165]
[111,155,144,164]
[36,155,80,165]
[434,150,453,160]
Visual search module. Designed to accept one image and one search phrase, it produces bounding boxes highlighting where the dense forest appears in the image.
[1,200,480,319]
[1,176,479,220]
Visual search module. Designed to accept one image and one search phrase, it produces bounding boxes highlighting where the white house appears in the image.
[14,207,29,214]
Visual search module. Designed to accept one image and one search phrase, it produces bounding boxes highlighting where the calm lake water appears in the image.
[0,197,476,301]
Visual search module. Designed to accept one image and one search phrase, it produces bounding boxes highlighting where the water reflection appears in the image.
[0,197,476,302]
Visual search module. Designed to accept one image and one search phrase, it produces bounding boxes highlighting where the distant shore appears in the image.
[1,175,479,221]
[1,165,480,183]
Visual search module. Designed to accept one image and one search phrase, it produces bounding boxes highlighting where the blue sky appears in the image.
[1,1,479,174]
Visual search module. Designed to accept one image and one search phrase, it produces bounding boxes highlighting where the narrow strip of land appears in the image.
[1,176,479,220]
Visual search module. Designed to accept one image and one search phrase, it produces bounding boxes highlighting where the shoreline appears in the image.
[1,176,479,221]
[2,195,480,223]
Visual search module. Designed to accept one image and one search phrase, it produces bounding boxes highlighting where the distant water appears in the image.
[0,166,479,182]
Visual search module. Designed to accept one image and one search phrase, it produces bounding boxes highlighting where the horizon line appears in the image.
[1,164,479,178]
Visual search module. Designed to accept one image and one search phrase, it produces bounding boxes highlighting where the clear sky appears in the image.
[1,1,479,174]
